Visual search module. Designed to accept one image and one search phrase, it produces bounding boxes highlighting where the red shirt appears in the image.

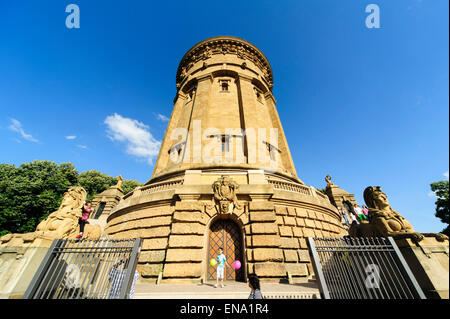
[81,208,92,221]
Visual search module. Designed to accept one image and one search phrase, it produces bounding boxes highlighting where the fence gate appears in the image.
[307,237,425,299]
[23,238,142,299]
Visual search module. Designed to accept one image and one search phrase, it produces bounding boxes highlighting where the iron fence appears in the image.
[23,238,142,299]
[307,237,425,299]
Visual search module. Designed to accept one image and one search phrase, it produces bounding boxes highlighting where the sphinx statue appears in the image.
[349,186,425,241]
[36,186,101,239]
[0,186,101,246]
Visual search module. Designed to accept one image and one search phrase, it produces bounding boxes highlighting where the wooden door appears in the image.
[207,219,243,281]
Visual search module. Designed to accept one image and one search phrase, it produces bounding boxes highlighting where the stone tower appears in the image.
[105,36,347,283]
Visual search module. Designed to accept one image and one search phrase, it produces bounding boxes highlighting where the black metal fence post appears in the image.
[307,236,426,299]
[23,238,142,299]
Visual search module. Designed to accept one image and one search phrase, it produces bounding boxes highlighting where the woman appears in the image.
[76,201,92,239]
[248,274,263,299]
[362,205,369,216]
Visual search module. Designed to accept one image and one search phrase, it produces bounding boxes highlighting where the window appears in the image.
[254,87,263,103]
[93,202,106,219]
[221,82,229,92]
[219,79,231,93]
[169,142,184,163]
[185,89,194,104]
[265,142,279,161]
[269,145,276,161]
[221,136,230,152]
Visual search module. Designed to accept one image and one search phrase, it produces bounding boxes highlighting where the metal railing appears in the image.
[23,238,142,299]
[307,237,425,299]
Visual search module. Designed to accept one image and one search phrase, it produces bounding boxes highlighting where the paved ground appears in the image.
[133,279,320,299]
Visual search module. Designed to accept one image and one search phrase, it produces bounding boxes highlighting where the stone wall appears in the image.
[105,204,174,282]
[105,171,347,283]
[395,235,449,299]
[274,205,345,279]
[0,237,53,299]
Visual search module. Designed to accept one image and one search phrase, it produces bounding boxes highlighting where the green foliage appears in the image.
[0,161,78,235]
[77,170,116,201]
[0,160,143,236]
[122,179,142,195]
[430,180,449,236]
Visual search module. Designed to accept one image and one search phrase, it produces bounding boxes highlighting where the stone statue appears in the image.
[36,186,102,239]
[112,175,124,190]
[1,186,101,246]
[349,186,424,241]
[325,174,335,187]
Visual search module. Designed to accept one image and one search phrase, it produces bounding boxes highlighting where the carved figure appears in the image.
[349,186,423,241]
[212,176,242,214]
[35,186,101,239]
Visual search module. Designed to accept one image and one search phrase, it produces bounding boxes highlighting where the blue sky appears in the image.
[0,0,448,232]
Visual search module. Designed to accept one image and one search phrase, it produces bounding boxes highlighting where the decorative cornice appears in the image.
[176,36,273,90]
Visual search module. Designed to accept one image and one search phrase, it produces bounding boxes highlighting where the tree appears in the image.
[77,170,116,201]
[0,161,78,236]
[430,180,449,236]
[122,179,142,195]
[0,160,144,236]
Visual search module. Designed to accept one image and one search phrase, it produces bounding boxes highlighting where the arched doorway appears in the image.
[207,218,244,282]
[343,200,354,215]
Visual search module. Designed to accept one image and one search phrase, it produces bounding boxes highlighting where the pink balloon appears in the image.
[232,260,241,270]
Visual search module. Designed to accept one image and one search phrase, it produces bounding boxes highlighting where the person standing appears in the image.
[108,257,140,299]
[248,274,263,299]
[350,211,358,225]
[76,201,92,239]
[354,204,366,221]
[215,247,226,288]
[340,208,350,225]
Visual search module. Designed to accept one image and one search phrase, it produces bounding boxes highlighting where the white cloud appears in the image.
[104,113,161,164]
[156,113,169,122]
[77,144,88,149]
[444,171,449,181]
[428,191,436,198]
[8,118,39,142]
[66,135,77,140]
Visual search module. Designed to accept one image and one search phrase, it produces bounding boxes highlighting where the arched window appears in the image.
[93,202,106,219]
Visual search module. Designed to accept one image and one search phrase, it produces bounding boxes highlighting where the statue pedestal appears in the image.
[0,235,54,299]
[395,235,449,299]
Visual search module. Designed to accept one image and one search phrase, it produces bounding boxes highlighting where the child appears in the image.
[353,204,366,221]
[215,247,226,288]
[362,205,369,216]
[76,201,92,239]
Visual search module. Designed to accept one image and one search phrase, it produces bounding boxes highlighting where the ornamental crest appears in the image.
[212,176,242,214]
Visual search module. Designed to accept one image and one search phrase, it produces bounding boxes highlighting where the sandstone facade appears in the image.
[105,36,347,283]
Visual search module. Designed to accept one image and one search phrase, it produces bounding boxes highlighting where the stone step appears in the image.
[134,291,319,299]
[133,281,320,299]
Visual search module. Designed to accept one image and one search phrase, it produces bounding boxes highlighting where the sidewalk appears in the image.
[133,279,320,299]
